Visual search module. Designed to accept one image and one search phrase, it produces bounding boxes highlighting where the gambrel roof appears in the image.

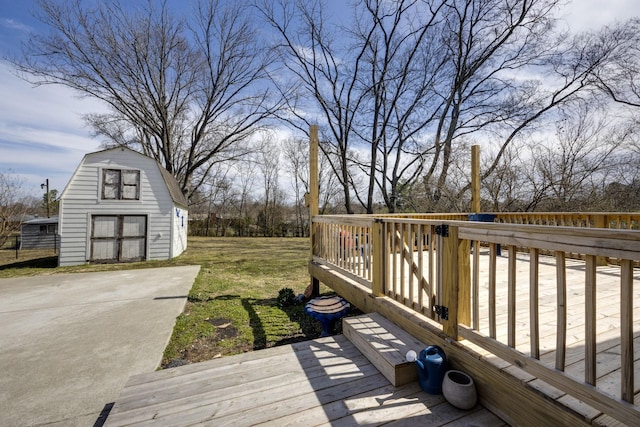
[61,146,188,208]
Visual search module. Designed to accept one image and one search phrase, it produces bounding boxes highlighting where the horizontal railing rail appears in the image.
[311,212,640,425]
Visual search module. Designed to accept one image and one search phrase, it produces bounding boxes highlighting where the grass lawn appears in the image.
[0,237,341,367]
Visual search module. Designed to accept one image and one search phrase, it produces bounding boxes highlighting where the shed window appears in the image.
[102,169,140,200]
[39,224,57,234]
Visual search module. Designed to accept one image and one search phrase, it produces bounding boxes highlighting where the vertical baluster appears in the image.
[366,225,372,281]
[384,222,389,292]
[322,222,326,259]
[489,243,497,339]
[391,222,397,298]
[371,220,384,297]
[621,259,634,402]
[555,251,567,371]
[347,225,352,270]
[337,224,342,268]
[329,223,333,264]
[508,245,516,348]
[336,224,341,268]
[409,223,415,308]
[429,224,435,318]
[436,224,442,319]
[418,224,424,313]
[336,224,340,266]
[322,223,327,262]
[360,226,365,278]
[585,255,597,385]
[530,248,540,359]
[399,222,405,304]
[472,238,480,330]
[359,225,364,278]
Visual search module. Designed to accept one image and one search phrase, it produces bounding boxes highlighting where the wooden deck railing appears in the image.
[313,216,374,286]
[493,212,640,230]
[311,212,640,425]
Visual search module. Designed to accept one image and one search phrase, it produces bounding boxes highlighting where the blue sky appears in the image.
[0,0,638,198]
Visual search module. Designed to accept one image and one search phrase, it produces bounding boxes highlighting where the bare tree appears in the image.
[196,163,237,236]
[532,103,625,210]
[261,0,607,213]
[404,138,471,212]
[590,18,640,108]
[282,137,309,236]
[482,100,633,212]
[481,144,527,212]
[259,0,367,213]
[229,159,258,236]
[0,172,33,248]
[256,134,283,236]
[467,16,640,205]
[281,135,344,233]
[11,0,284,200]
[351,0,447,213]
[260,0,448,213]
[262,0,640,214]
[425,0,571,209]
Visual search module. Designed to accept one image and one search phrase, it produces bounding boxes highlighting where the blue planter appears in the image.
[468,213,501,255]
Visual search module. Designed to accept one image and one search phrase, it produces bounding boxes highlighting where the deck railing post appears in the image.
[308,125,320,296]
[371,219,385,297]
[441,223,460,339]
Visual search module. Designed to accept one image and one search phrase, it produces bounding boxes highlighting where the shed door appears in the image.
[91,215,147,262]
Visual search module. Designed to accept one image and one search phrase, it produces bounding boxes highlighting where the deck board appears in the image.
[105,335,507,426]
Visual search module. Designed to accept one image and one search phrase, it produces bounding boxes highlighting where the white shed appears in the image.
[58,147,188,266]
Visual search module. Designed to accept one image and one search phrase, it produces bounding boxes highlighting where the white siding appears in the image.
[172,206,188,258]
[58,148,184,266]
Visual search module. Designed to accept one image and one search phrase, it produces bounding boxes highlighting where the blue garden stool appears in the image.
[305,296,350,337]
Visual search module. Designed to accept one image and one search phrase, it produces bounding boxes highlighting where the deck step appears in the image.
[343,312,428,386]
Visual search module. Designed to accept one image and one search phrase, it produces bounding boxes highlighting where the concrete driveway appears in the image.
[0,265,200,427]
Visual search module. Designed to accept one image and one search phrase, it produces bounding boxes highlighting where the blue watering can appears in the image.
[407,345,447,394]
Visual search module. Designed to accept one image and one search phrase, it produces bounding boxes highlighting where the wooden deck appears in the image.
[307,246,640,424]
[105,334,507,426]
[104,250,639,426]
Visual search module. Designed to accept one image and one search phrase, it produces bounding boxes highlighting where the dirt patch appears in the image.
[167,334,253,367]
[206,317,232,327]
[206,317,238,340]
[163,358,189,369]
[162,318,246,368]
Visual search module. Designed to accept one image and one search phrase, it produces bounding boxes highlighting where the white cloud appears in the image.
[0,61,106,195]
[1,18,31,32]
[560,0,638,33]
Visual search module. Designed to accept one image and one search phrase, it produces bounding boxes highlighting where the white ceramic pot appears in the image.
[442,370,477,410]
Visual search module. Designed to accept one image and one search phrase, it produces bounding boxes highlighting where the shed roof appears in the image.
[23,216,59,225]
[158,166,188,208]
[61,147,188,208]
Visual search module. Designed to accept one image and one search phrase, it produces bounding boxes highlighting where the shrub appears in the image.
[277,287,296,308]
